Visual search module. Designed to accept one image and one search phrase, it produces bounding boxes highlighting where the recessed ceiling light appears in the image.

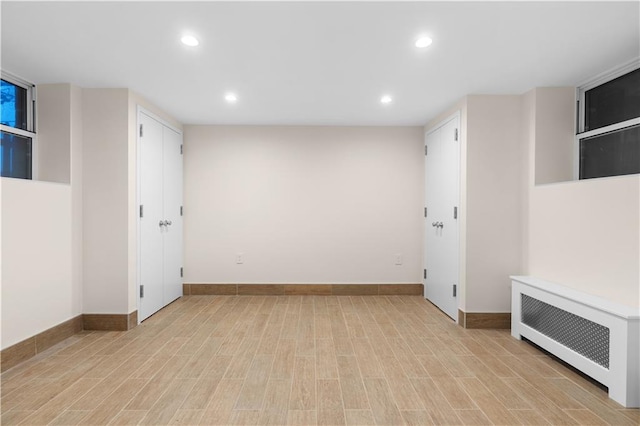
[225,93,238,103]
[380,95,392,104]
[415,36,433,48]
[181,35,199,47]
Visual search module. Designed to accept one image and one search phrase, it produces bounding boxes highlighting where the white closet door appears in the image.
[162,126,183,304]
[424,115,460,320]
[139,113,165,321]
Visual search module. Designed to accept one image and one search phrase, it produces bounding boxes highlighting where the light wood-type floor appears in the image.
[1,295,639,425]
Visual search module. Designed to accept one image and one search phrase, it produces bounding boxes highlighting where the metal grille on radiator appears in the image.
[521,294,610,369]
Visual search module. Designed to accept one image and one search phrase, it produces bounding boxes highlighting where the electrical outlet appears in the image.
[236,253,244,264]
[395,253,403,265]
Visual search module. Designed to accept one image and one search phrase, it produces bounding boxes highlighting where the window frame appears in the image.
[1,71,37,180]
[574,59,640,180]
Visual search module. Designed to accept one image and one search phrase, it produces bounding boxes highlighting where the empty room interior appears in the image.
[1,1,639,425]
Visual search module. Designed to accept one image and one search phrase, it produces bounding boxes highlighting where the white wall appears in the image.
[37,84,71,184]
[465,95,524,312]
[1,180,74,349]
[82,89,130,314]
[528,176,640,307]
[534,87,575,185]
[184,126,424,284]
[524,87,639,308]
[1,84,83,350]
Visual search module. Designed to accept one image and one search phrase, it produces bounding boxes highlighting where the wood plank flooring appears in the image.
[1,295,638,425]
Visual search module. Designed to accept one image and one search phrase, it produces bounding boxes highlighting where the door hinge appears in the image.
[453,284,457,297]
[453,206,457,219]
[139,205,144,218]
[454,128,459,141]
[424,269,427,279]
[180,206,183,216]
[139,124,144,137]
[140,285,144,298]
[424,207,427,218]
[180,144,183,155]
[180,267,183,278]
[424,145,428,156]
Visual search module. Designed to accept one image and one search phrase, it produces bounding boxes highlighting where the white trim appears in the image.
[425,110,461,137]
[577,59,640,133]
[577,117,640,140]
[1,71,36,133]
[0,124,38,180]
[0,124,35,139]
[136,106,182,135]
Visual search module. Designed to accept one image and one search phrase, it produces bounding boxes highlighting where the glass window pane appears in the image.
[1,79,29,130]
[579,125,640,180]
[585,68,640,131]
[0,130,32,179]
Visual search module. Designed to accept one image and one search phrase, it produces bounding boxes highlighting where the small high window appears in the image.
[1,72,36,180]
[577,62,640,180]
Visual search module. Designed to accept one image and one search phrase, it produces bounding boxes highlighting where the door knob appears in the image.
[164,220,172,226]
[159,220,164,227]
[432,222,438,227]
[438,222,444,228]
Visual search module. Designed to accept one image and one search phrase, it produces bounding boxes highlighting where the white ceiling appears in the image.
[1,1,638,126]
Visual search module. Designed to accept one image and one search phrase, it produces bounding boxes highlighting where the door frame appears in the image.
[136,106,183,324]
[424,111,462,322]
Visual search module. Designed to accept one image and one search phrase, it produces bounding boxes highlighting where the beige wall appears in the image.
[37,84,71,183]
[534,87,575,185]
[525,87,639,308]
[71,85,84,314]
[82,89,130,314]
[183,126,424,284]
[1,180,75,349]
[1,84,84,349]
[465,95,524,312]
[528,176,639,307]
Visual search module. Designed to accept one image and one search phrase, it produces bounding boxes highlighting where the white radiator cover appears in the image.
[511,276,639,408]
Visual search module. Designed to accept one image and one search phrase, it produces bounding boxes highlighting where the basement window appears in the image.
[1,72,36,180]
[577,64,640,180]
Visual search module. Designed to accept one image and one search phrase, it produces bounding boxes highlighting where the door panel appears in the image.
[138,111,183,322]
[424,116,460,320]
[139,114,164,321]
[162,126,183,304]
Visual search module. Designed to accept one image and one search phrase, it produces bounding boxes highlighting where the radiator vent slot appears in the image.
[521,294,610,369]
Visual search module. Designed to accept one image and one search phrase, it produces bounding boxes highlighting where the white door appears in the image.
[138,111,183,322]
[424,115,460,320]
[162,126,183,304]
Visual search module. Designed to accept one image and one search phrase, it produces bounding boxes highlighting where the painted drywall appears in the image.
[534,87,575,185]
[70,85,83,314]
[528,176,639,307]
[1,179,74,349]
[465,95,524,313]
[184,126,424,284]
[1,84,83,349]
[82,89,130,314]
[525,87,639,308]
[37,84,71,184]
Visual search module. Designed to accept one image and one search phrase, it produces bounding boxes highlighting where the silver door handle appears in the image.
[438,222,444,228]
[159,220,164,227]
[432,222,438,227]
[164,220,172,226]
